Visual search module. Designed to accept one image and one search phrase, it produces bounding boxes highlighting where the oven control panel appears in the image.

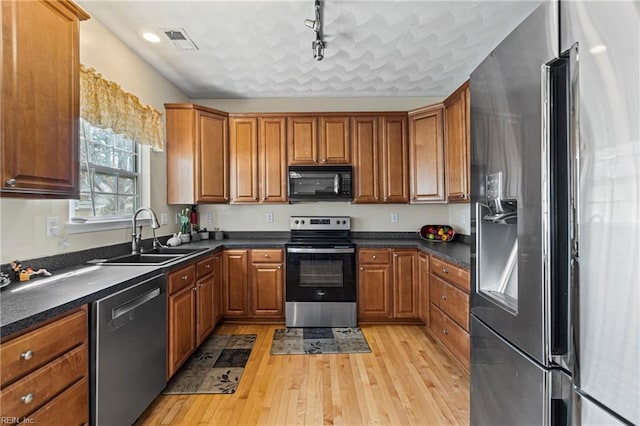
[290,216,351,230]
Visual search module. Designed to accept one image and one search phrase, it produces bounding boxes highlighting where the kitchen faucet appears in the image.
[131,207,161,254]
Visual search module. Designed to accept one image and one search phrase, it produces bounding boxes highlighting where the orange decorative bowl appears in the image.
[418,225,455,242]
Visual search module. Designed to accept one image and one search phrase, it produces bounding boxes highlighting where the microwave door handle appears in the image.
[334,174,340,194]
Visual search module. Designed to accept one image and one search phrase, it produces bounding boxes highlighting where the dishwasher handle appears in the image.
[112,287,161,320]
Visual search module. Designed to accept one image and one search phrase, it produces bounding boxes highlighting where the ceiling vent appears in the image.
[161,28,198,50]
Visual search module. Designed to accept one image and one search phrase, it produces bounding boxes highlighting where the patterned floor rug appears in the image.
[270,327,371,355]
[163,334,256,394]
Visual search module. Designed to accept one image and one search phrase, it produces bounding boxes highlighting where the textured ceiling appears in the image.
[77,1,541,99]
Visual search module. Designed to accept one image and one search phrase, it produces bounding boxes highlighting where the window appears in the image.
[71,118,140,220]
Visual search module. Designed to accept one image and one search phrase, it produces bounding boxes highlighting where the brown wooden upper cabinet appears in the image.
[288,115,350,165]
[408,104,446,202]
[352,114,409,203]
[229,115,287,203]
[165,104,229,204]
[1,0,89,198]
[444,81,471,202]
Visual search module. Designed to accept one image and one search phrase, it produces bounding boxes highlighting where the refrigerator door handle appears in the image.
[543,51,574,372]
[566,42,581,384]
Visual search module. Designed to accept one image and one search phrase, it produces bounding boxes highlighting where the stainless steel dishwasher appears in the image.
[91,273,166,426]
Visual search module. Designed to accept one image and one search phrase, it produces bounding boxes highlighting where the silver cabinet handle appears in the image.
[442,268,448,274]
[360,266,364,271]
[254,197,258,201]
[322,158,327,164]
[5,178,17,187]
[372,255,377,259]
[277,265,281,270]
[182,275,189,280]
[442,329,448,335]
[205,264,211,269]
[264,254,270,258]
[20,350,33,360]
[21,393,34,404]
[441,295,447,300]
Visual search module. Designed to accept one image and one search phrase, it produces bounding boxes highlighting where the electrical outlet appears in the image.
[459,212,467,225]
[46,216,60,237]
[175,213,179,224]
[160,213,169,225]
[266,212,274,223]
[206,211,213,223]
[390,213,399,223]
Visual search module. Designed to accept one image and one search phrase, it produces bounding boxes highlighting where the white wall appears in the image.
[198,203,465,234]
[0,17,189,264]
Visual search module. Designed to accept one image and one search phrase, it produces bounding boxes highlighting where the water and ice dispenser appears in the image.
[477,172,519,313]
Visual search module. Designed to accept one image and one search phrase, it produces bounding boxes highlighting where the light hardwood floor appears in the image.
[136,324,470,425]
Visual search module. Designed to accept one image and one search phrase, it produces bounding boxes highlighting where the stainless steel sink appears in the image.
[142,247,206,255]
[100,253,182,265]
[98,247,208,266]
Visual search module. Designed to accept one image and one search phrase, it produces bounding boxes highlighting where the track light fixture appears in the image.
[304,0,325,61]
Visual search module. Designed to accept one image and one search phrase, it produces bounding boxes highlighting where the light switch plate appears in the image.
[46,216,60,237]
[160,213,169,225]
[390,213,399,223]
[206,211,213,223]
[266,212,274,223]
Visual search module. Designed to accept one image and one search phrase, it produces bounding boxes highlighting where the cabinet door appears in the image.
[287,116,317,164]
[259,117,287,202]
[351,116,380,203]
[213,252,223,323]
[409,106,445,202]
[223,250,248,316]
[168,285,196,378]
[392,250,419,319]
[198,111,229,203]
[357,263,391,320]
[444,82,470,202]
[380,115,409,203]
[1,1,88,197]
[319,116,350,164]
[230,117,259,203]
[250,263,284,317]
[196,275,215,345]
[418,251,430,325]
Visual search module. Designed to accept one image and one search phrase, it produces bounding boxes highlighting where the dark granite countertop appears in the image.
[352,239,470,269]
[0,235,468,338]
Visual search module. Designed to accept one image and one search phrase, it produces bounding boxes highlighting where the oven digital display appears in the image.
[309,219,330,225]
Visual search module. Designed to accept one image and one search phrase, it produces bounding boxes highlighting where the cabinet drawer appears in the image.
[27,376,88,426]
[430,304,470,371]
[196,255,215,279]
[430,257,470,292]
[358,249,390,264]
[250,249,283,263]
[0,309,86,387]
[168,264,196,294]
[0,344,87,419]
[429,274,469,330]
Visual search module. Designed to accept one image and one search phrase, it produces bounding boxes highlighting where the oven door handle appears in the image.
[287,247,355,254]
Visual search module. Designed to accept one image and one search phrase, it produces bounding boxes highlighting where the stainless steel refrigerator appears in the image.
[470,1,639,425]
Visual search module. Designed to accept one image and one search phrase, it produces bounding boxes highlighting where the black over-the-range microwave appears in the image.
[288,165,352,202]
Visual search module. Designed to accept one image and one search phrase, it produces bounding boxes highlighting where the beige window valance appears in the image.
[80,65,164,151]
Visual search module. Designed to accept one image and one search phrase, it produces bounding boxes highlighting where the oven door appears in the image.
[286,247,356,302]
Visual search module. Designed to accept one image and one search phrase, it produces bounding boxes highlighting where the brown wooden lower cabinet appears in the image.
[428,256,470,371]
[357,248,420,322]
[0,307,88,423]
[430,304,470,370]
[418,251,430,325]
[222,248,284,321]
[223,250,249,316]
[250,261,284,318]
[167,269,196,378]
[167,254,220,379]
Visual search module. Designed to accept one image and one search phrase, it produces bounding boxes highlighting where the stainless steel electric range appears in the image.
[285,216,356,327]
